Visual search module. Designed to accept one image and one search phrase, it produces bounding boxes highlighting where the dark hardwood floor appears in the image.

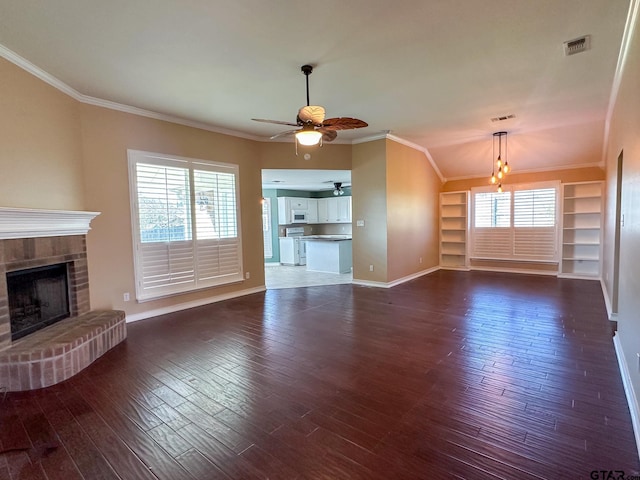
[1,270,638,479]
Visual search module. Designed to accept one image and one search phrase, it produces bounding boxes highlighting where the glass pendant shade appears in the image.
[296,129,322,146]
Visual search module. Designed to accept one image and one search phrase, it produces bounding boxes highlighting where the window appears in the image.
[471,182,559,262]
[262,198,273,258]
[128,150,243,301]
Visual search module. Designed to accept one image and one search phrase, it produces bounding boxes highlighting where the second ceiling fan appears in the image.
[252,65,368,148]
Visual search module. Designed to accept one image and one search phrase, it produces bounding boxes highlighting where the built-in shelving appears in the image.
[559,181,603,279]
[440,191,469,269]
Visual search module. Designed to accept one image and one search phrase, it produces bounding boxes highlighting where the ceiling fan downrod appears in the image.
[301,65,313,107]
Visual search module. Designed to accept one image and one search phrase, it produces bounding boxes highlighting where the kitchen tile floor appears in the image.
[264,264,352,289]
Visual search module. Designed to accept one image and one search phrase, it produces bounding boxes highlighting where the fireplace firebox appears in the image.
[7,263,70,341]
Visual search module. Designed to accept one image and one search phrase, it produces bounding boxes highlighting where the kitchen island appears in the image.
[303,236,352,274]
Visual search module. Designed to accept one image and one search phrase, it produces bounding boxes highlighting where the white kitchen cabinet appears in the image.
[277,197,312,225]
[316,197,351,224]
[336,196,352,223]
[307,198,318,223]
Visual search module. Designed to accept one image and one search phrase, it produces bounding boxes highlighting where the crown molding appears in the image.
[385,134,445,183]
[0,43,268,142]
[352,133,445,182]
[603,0,639,162]
[0,43,82,100]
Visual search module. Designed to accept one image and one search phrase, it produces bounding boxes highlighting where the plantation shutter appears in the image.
[472,191,512,258]
[129,151,243,301]
[470,182,559,262]
[513,188,557,260]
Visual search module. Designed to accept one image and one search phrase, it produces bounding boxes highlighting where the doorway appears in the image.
[612,150,623,315]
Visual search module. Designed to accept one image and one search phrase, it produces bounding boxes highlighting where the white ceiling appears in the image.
[0,1,631,180]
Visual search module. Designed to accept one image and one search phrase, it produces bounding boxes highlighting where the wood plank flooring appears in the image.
[1,270,638,479]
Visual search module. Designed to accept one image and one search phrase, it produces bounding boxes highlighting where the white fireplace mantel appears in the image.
[0,207,100,239]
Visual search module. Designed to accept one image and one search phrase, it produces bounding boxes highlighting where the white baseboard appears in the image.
[613,332,640,460]
[125,286,267,323]
[352,266,439,289]
[600,278,619,320]
[471,265,558,276]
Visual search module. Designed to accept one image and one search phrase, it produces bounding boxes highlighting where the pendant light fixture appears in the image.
[490,131,510,191]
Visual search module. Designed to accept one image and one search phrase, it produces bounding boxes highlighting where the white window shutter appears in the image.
[129,151,243,301]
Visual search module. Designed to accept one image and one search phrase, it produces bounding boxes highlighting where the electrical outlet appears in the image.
[369,264,374,272]
[123,292,130,302]
[356,220,365,227]
[419,257,423,264]
[245,272,250,279]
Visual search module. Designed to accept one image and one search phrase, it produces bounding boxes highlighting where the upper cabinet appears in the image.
[278,196,351,225]
[318,197,352,224]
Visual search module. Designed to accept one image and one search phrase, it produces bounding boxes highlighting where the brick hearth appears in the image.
[0,309,126,391]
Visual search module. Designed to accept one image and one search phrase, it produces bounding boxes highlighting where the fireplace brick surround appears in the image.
[0,208,127,391]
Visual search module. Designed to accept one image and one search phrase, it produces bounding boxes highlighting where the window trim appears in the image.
[127,149,243,302]
[470,181,561,263]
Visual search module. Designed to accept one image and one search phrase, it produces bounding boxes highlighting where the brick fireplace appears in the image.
[0,207,126,391]
[0,234,90,350]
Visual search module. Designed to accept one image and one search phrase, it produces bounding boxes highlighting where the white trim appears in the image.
[352,266,439,289]
[439,266,471,272]
[351,133,445,183]
[351,132,389,144]
[125,285,266,323]
[557,273,601,281]
[470,265,558,276]
[445,162,605,183]
[386,135,445,183]
[0,44,81,100]
[613,332,640,460]
[0,207,100,239]
[600,277,619,320]
[603,0,640,163]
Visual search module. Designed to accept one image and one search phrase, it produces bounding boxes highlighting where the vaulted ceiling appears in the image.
[0,0,631,180]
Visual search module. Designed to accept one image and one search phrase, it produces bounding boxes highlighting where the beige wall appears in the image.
[351,138,441,284]
[79,104,264,315]
[352,140,388,282]
[386,140,440,280]
[0,58,85,210]
[259,141,352,170]
[604,14,640,399]
[442,166,605,192]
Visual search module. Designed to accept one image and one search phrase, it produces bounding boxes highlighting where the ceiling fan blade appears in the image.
[318,128,338,142]
[321,117,368,131]
[298,106,325,125]
[252,118,299,127]
[270,129,300,140]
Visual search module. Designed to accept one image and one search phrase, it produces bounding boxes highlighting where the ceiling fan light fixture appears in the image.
[333,182,344,196]
[295,128,322,146]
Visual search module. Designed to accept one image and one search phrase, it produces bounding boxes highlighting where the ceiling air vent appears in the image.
[564,35,591,56]
[491,114,515,123]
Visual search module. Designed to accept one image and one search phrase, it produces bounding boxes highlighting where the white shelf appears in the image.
[440,191,468,268]
[559,181,603,279]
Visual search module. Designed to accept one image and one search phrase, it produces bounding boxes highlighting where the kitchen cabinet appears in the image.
[306,198,318,223]
[305,238,352,273]
[317,197,351,224]
[277,197,312,225]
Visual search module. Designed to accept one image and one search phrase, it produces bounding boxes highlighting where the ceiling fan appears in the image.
[252,65,368,149]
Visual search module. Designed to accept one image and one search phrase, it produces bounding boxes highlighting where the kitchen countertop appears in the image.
[300,235,352,241]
